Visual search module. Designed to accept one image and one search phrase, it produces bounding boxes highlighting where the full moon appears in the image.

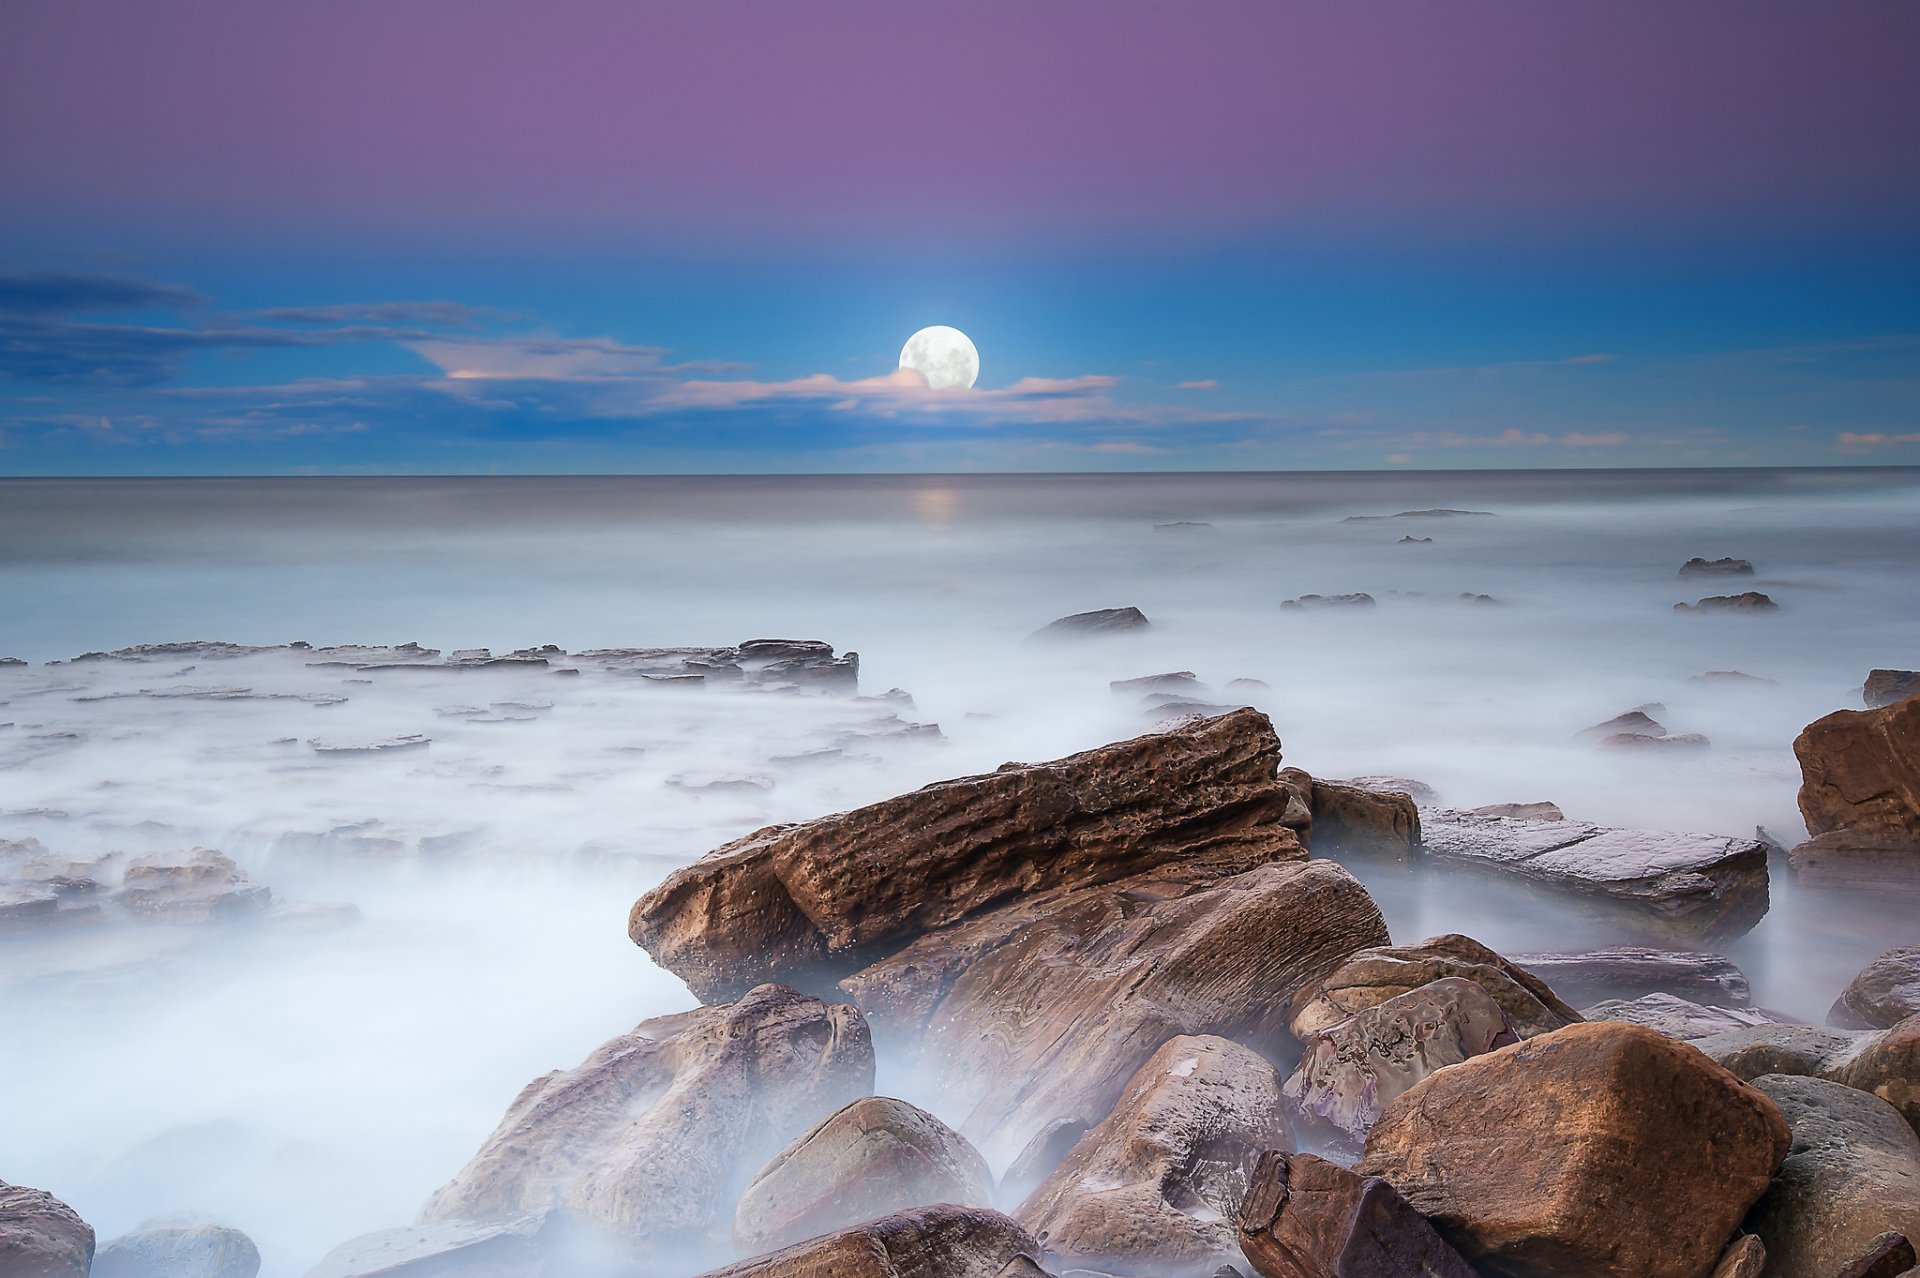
[899,325,980,390]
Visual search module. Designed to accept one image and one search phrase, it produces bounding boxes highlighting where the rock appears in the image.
[1001,1119,1093,1207]
[1397,535,1432,544]
[1283,977,1518,1149]
[114,849,274,924]
[1291,933,1581,1041]
[1339,776,1439,806]
[1710,1235,1768,1278]
[1692,670,1779,687]
[0,1182,94,1278]
[1278,770,1419,858]
[1582,993,1789,1040]
[1031,608,1150,640]
[1834,947,1920,1030]
[1225,678,1270,692]
[1356,1021,1791,1278]
[1838,1234,1917,1278]
[1867,670,1920,709]
[1470,801,1564,821]
[1155,521,1214,533]
[1679,557,1756,578]
[1111,671,1204,696]
[422,984,873,1258]
[693,1205,1049,1278]
[1280,594,1375,610]
[1578,709,1668,739]
[95,1220,260,1278]
[1743,1075,1920,1278]
[1237,1151,1478,1278]
[1675,591,1779,613]
[304,1213,555,1278]
[1510,945,1752,1007]
[1341,509,1493,522]
[307,734,431,754]
[1458,592,1498,605]
[840,858,1387,1166]
[733,1097,993,1256]
[1015,1036,1290,1278]
[1418,810,1770,945]
[630,709,1302,1002]
[1791,697,1920,893]
[1694,1015,1920,1136]
[1598,731,1712,751]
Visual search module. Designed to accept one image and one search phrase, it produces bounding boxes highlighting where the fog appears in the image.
[1,471,1916,1272]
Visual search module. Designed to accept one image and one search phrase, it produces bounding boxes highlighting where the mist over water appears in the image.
[2,470,1917,1273]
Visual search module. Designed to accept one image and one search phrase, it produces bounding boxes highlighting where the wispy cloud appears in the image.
[0,271,204,315]
[1176,378,1218,390]
[1836,430,1920,451]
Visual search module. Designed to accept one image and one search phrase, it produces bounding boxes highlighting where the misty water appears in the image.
[2,470,1917,1273]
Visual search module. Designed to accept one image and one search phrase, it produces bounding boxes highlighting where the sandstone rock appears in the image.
[1237,1151,1478,1278]
[1833,947,1920,1030]
[1694,1015,1920,1136]
[1000,1119,1093,1207]
[1710,1235,1767,1278]
[1280,594,1374,610]
[734,1096,993,1256]
[1838,1234,1917,1278]
[1510,945,1752,1007]
[1031,608,1150,640]
[1356,1020,1791,1278]
[1470,801,1564,821]
[1419,810,1770,944]
[0,1181,94,1278]
[1291,933,1581,1041]
[1867,670,1920,709]
[1338,776,1439,806]
[422,984,873,1259]
[1675,592,1779,613]
[694,1205,1049,1278]
[1283,977,1517,1149]
[1692,670,1779,687]
[1581,993,1788,1040]
[1743,1074,1920,1278]
[305,1213,555,1278]
[95,1220,260,1278]
[1278,771,1418,859]
[1791,698,1920,893]
[631,709,1301,1002]
[1016,1036,1290,1277]
[1680,557,1756,578]
[114,849,274,924]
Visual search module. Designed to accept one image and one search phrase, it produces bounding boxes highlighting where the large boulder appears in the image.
[693,1205,1049,1278]
[1356,1021,1791,1278]
[1791,698,1920,894]
[0,1181,94,1278]
[1283,977,1518,1149]
[1419,810,1770,944]
[1510,945,1752,1008]
[1237,1151,1478,1278]
[733,1097,993,1257]
[1694,1015,1920,1136]
[631,709,1302,1001]
[1834,946,1920,1030]
[422,984,873,1261]
[1291,933,1581,1040]
[1742,1075,1920,1278]
[1015,1035,1291,1277]
[1866,670,1920,709]
[95,1219,260,1278]
[1277,770,1419,859]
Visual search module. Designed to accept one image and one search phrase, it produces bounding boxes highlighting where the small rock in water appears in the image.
[1866,668,1920,708]
[1578,708,1667,739]
[1510,945,1752,1007]
[94,1219,259,1278]
[1471,801,1565,821]
[1598,730,1711,751]
[1281,593,1375,610]
[1459,592,1498,604]
[1679,556,1756,578]
[1030,607,1151,639]
[1831,945,1920,1030]
[1690,670,1779,686]
[1674,591,1779,613]
[1399,535,1433,544]
[1110,671,1204,695]
[1154,521,1214,533]
[1341,508,1493,522]
[305,1213,555,1278]
[115,849,273,925]
[307,734,430,754]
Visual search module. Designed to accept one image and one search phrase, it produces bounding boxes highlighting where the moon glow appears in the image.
[899,325,979,390]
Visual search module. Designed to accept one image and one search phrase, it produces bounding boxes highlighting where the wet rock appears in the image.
[95,1219,260,1278]
[1283,977,1518,1149]
[1710,1235,1767,1278]
[1031,608,1150,640]
[1791,697,1920,894]
[1111,671,1204,696]
[1598,730,1712,751]
[1280,594,1374,610]
[307,734,430,754]
[1867,670,1920,709]
[1418,810,1770,945]
[1398,535,1432,544]
[1339,776,1439,806]
[1001,1120,1093,1206]
[1578,709,1667,739]
[1470,801,1564,821]
[1016,1035,1291,1278]
[1341,509,1492,522]
[695,1205,1049,1278]
[1356,1021,1791,1278]
[115,849,273,924]
[1743,1074,1920,1278]
[1582,993,1789,1040]
[1833,946,1920,1030]
[1692,670,1779,687]
[734,1097,993,1256]
[1510,945,1752,1007]
[1675,591,1779,613]
[1278,770,1418,859]
[1694,1015,1920,1136]
[1237,1151,1478,1278]
[1679,557,1756,578]
[423,984,873,1258]
[1837,1234,1917,1278]
[630,709,1302,1002]
[1291,933,1581,1041]
[0,1180,94,1278]
[305,1213,555,1278]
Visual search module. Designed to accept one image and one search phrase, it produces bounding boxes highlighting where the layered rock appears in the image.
[1015,1035,1291,1277]
[1581,993,1788,1040]
[1679,557,1756,578]
[1510,945,1752,1008]
[1277,770,1419,859]
[1675,592,1778,613]
[1792,697,1920,894]
[733,1097,993,1257]
[1833,946,1920,1030]
[422,984,873,1259]
[115,849,274,924]
[1693,1015,1920,1135]
[1710,1236,1767,1278]
[1866,669,1920,709]
[1356,1021,1791,1278]
[0,1181,94,1278]
[1291,934,1581,1040]
[1031,608,1150,639]
[1237,1151,1478,1278]
[94,1220,260,1278]
[694,1206,1049,1278]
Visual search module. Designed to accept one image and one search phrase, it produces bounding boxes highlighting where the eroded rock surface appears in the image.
[0,1181,94,1278]
[1833,946,1920,1030]
[1278,770,1418,859]
[1866,670,1920,709]
[1694,1015,1920,1135]
[1792,698,1920,894]
[1237,1151,1478,1278]
[1511,945,1752,1007]
[1582,993,1788,1040]
[694,1205,1049,1278]
[1291,933,1581,1041]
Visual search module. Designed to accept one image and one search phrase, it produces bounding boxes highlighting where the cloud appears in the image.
[1837,430,1920,450]
[1562,430,1629,447]
[0,271,204,315]
[1381,427,1631,450]
[1176,379,1218,390]
[256,301,506,328]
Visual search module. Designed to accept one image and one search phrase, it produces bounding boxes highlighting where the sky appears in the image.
[1,0,1917,474]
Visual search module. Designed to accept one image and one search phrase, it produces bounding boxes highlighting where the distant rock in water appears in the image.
[1679,557,1755,578]
[1399,535,1433,544]
[1341,774,1441,806]
[1154,521,1214,533]
[1342,508,1494,522]
[94,1219,259,1278]
[1459,592,1499,605]
[1580,709,1668,739]
[0,656,28,666]
[1789,696,1920,895]
[0,1180,94,1278]
[1510,946,1752,1008]
[1111,670,1204,696]
[1581,993,1788,1041]
[1030,606,1150,639]
[1281,593,1375,610]
[1830,945,1920,1030]
[1866,668,1920,708]
[1691,670,1779,687]
[1599,731,1712,751]
[307,734,430,755]
[1675,592,1778,613]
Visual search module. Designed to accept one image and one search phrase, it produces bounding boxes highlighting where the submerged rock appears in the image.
[1237,1151,1478,1278]
[0,1181,94,1278]
[1030,608,1150,639]
[1510,945,1752,1008]
[1832,946,1920,1030]
[1866,669,1920,709]
[694,1206,1049,1278]
[1691,670,1779,687]
[1674,591,1779,613]
[1679,557,1756,578]
[1791,697,1920,894]
[1110,671,1204,696]
[1339,776,1440,806]
[95,1220,260,1278]
[1291,933,1581,1041]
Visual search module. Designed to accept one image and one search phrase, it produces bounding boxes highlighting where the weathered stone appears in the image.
[114,848,274,924]
[1510,945,1752,1007]
[304,1213,554,1278]
[1680,557,1756,578]
[1278,770,1418,858]
[1791,831,1920,897]
[1792,698,1920,894]
[95,1220,260,1278]
[1578,709,1667,739]
[1111,672,1204,696]
[1470,801,1564,821]
[1743,1075,1920,1278]
[1837,1233,1917,1278]
[734,1097,993,1257]
[1237,1151,1478,1278]
[1016,1036,1291,1278]
[1709,1235,1767,1278]
[631,709,1301,1002]
[422,984,873,1259]
[0,1181,94,1278]
[1833,946,1920,1030]
[1674,591,1778,612]
[1284,977,1518,1148]
[1695,1015,1920,1136]
[1001,1119,1093,1207]
[1597,730,1711,751]
[1031,608,1150,640]
[1582,993,1789,1040]
[694,1206,1049,1278]
[1356,1021,1791,1278]
[1865,670,1920,709]
[1291,933,1581,1041]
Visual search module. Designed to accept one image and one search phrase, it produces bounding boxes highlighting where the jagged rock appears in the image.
[95,1219,260,1278]
[693,1205,1049,1278]
[1111,672,1204,695]
[1867,670,1920,709]
[1833,947,1920,1030]
[1675,592,1779,613]
[1237,1151,1478,1278]
[114,849,273,924]
[1031,608,1150,640]
[1710,1235,1767,1278]
[1582,993,1788,1040]
[1291,933,1581,1041]
[1694,1015,1920,1136]
[1356,1021,1791,1278]
[1283,977,1518,1149]
[734,1097,993,1256]
[1791,698,1920,894]
[1578,709,1667,739]
[1470,801,1564,821]
[630,709,1302,1002]
[1418,810,1769,944]
[1679,557,1755,578]
[1016,1036,1291,1277]
[1743,1075,1920,1278]
[304,1213,555,1278]
[1278,770,1418,858]
[422,984,873,1258]
[0,1181,94,1278]
[1511,945,1752,1007]
[1280,594,1374,610]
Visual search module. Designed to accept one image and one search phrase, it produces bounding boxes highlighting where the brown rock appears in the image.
[693,1205,1050,1278]
[1510,945,1752,1007]
[1679,557,1756,578]
[1470,801,1565,821]
[631,709,1301,1001]
[1015,1036,1291,1277]
[1581,993,1789,1040]
[1865,670,1920,709]
[1695,1015,1920,1136]
[1833,946,1920,1030]
[1237,1151,1478,1278]
[1674,591,1779,613]
[1709,1235,1767,1278]
[114,848,273,924]
[1792,698,1920,894]
[1279,770,1419,858]
[0,1181,94,1278]
[1000,1118,1092,1207]
[1356,1021,1791,1278]
[1291,933,1581,1041]
[422,984,873,1259]
[1838,1233,1917,1278]
[733,1096,993,1257]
